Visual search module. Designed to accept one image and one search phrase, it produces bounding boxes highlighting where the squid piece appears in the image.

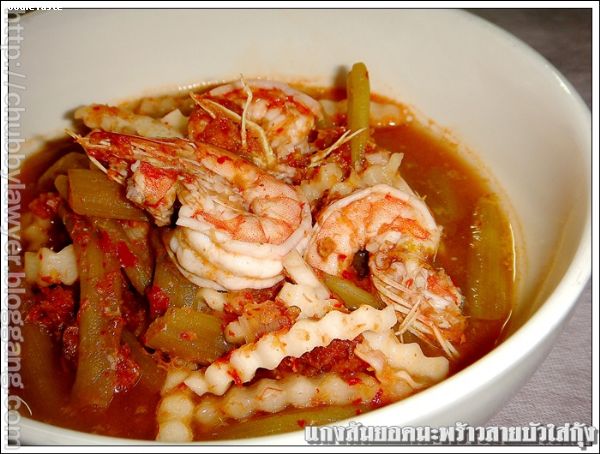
[276,250,338,319]
[24,244,78,287]
[156,370,378,442]
[355,330,449,394]
[193,373,379,428]
[156,388,195,442]
[183,305,396,398]
[157,331,449,441]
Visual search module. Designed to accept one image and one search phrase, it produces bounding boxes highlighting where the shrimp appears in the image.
[188,79,323,161]
[304,184,466,358]
[72,130,312,291]
[74,104,183,138]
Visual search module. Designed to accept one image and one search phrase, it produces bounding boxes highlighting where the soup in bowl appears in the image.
[8,9,590,444]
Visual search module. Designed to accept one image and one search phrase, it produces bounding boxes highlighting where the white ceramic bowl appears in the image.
[12,9,590,444]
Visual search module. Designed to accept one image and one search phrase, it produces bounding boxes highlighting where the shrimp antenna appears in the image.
[65,129,109,175]
[239,74,253,151]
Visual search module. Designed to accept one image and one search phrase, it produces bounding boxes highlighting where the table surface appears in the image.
[467,9,592,426]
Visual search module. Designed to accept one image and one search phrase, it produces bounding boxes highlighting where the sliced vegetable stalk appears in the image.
[54,174,69,200]
[426,167,466,228]
[93,218,154,294]
[19,323,70,417]
[211,405,365,440]
[38,151,89,191]
[323,273,385,310]
[151,232,204,309]
[465,195,514,320]
[347,62,370,170]
[60,207,124,407]
[145,307,230,364]
[121,330,165,393]
[67,168,148,221]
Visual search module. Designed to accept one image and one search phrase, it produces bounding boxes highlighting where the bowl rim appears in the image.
[13,8,591,445]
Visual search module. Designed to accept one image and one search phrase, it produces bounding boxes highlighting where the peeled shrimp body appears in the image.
[189,79,323,160]
[305,184,466,357]
[73,130,311,290]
